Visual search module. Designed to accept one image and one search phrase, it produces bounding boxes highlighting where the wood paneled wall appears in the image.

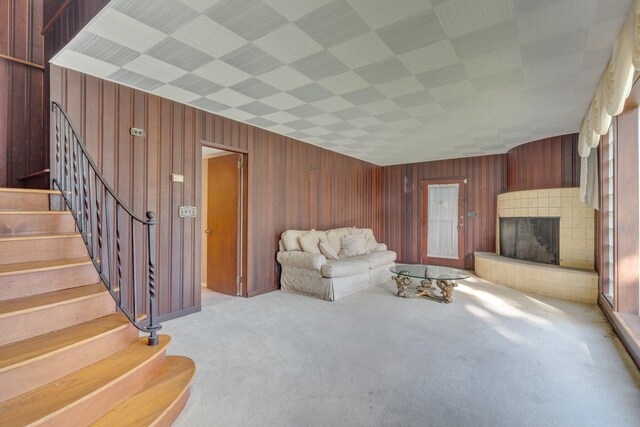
[50,66,384,314]
[0,0,45,188]
[506,134,580,191]
[381,155,507,269]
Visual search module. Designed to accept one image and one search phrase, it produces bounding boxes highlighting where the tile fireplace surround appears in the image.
[475,188,598,304]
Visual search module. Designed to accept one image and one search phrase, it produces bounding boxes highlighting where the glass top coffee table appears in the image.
[390,264,470,304]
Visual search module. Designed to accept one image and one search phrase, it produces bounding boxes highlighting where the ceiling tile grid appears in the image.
[52,0,633,165]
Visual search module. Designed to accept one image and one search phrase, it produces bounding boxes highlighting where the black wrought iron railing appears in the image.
[51,101,160,345]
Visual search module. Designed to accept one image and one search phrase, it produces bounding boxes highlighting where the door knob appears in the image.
[205,229,212,234]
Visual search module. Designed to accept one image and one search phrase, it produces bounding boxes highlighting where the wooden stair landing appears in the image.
[0,187,194,426]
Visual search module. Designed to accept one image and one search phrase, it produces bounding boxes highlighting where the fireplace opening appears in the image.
[500,217,560,265]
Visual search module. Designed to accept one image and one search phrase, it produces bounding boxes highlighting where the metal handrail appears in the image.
[51,101,160,345]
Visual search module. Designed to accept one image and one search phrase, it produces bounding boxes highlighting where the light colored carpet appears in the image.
[164,275,640,427]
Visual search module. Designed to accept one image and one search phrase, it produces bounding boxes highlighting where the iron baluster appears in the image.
[104,192,112,291]
[146,211,159,346]
[116,203,123,306]
[131,217,137,322]
[94,176,103,274]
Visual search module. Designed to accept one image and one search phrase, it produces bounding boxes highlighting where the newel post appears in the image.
[146,211,161,346]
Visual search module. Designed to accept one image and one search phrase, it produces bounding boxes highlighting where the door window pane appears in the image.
[427,184,459,259]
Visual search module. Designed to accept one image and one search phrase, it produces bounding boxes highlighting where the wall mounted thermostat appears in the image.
[179,206,197,218]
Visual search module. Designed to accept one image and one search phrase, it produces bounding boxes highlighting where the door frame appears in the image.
[420,177,467,268]
[200,141,248,297]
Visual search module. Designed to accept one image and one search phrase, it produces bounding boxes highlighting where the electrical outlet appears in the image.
[178,206,197,218]
[130,127,145,137]
[171,174,184,183]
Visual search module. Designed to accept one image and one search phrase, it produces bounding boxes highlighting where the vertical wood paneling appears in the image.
[1,0,44,188]
[507,134,580,191]
[381,155,507,269]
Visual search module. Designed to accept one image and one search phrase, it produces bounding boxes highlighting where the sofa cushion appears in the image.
[326,227,351,253]
[357,228,379,252]
[281,230,308,251]
[298,230,328,254]
[352,250,397,269]
[338,233,369,258]
[321,259,369,278]
[319,242,339,260]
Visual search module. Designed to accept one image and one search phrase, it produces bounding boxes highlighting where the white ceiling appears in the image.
[52,0,632,166]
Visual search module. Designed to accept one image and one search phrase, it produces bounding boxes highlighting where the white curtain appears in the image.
[427,184,459,259]
[578,0,640,206]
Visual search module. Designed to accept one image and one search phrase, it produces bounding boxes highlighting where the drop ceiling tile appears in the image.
[391,90,434,108]
[86,9,166,52]
[333,107,368,120]
[430,80,477,101]
[54,50,120,77]
[258,65,312,91]
[375,76,425,98]
[328,32,394,69]
[405,102,445,117]
[207,88,254,107]
[450,20,519,61]
[356,58,411,85]
[294,0,370,48]
[593,0,633,22]
[516,0,597,45]
[123,54,188,82]
[586,18,626,52]
[221,44,283,76]
[346,0,433,29]
[254,24,324,63]
[179,0,217,12]
[376,9,447,55]
[152,84,200,104]
[261,92,305,110]
[171,15,247,58]
[192,59,251,87]
[435,0,514,38]
[247,116,279,128]
[146,37,214,71]
[288,83,334,103]
[67,33,140,66]
[387,118,422,130]
[326,122,355,132]
[238,100,278,116]
[109,68,165,91]
[319,71,370,95]
[286,104,324,118]
[290,50,349,80]
[359,99,402,115]
[205,0,288,41]
[375,110,411,123]
[520,30,588,65]
[341,87,386,105]
[339,128,368,138]
[306,113,342,126]
[170,73,223,96]
[112,0,199,33]
[398,39,459,74]
[191,97,230,112]
[220,108,259,122]
[268,123,297,134]
[262,110,300,124]
[362,123,393,133]
[416,63,468,88]
[312,96,353,113]
[462,47,522,79]
[304,127,333,136]
[230,78,280,99]
[284,119,316,130]
[263,0,334,21]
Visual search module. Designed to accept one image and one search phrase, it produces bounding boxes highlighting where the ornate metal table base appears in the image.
[392,273,458,303]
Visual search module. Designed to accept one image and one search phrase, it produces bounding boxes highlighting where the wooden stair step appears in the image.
[0,284,115,346]
[0,313,139,403]
[0,335,170,427]
[0,257,98,301]
[92,356,195,427]
[0,211,76,236]
[0,233,87,265]
[0,188,60,211]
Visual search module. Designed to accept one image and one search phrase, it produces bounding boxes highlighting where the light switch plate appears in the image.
[172,174,184,183]
[179,206,197,218]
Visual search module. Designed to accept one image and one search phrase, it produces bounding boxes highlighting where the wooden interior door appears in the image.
[421,178,466,268]
[206,154,241,295]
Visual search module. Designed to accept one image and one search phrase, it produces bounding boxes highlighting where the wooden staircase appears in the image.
[0,188,195,426]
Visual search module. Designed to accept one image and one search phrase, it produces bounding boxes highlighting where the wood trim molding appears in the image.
[41,0,73,35]
[248,286,279,297]
[0,53,45,70]
[201,140,249,154]
[599,294,640,370]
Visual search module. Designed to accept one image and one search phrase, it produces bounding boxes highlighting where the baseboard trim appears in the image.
[248,286,279,297]
[158,305,201,322]
[599,294,640,370]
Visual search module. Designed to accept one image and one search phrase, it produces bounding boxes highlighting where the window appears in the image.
[602,123,615,303]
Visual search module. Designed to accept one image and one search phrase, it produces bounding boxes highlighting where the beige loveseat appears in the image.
[276,228,396,301]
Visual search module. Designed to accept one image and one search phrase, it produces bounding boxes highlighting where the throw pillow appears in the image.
[354,228,379,252]
[281,230,308,251]
[319,242,339,260]
[325,227,351,253]
[338,233,369,258]
[298,230,328,254]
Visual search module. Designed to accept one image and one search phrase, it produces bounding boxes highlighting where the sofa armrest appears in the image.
[374,243,387,251]
[277,251,327,272]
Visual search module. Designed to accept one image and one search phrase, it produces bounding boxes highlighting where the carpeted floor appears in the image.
[164,275,640,427]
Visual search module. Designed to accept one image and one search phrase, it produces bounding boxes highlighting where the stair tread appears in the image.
[92,356,195,427]
[0,335,170,426]
[0,232,81,242]
[0,257,91,276]
[0,313,131,373]
[0,188,60,194]
[0,283,106,318]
